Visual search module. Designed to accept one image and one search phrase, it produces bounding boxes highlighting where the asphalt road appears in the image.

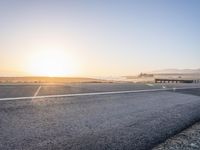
[0,83,161,98]
[1,87,200,150]
[0,82,199,98]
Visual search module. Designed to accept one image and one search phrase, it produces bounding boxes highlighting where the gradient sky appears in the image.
[0,0,199,76]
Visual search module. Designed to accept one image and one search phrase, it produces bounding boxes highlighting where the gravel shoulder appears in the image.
[153,122,200,150]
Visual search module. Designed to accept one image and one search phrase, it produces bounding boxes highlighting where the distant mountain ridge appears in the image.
[150,68,200,74]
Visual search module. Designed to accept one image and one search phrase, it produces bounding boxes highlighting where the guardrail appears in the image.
[155,78,200,83]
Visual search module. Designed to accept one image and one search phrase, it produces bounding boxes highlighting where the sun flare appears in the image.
[26,49,78,77]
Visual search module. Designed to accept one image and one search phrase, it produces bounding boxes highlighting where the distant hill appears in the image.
[150,68,200,74]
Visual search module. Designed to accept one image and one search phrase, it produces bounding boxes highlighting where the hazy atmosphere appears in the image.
[0,0,199,76]
[1,1,200,150]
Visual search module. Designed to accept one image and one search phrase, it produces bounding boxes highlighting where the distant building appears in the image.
[138,73,154,78]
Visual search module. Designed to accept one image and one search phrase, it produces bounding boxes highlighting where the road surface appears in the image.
[0,84,200,150]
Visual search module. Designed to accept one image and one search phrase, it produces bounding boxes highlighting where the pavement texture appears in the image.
[0,85,38,98]
[0,86,200,150]
[175,88,200,97]
[153,122,200,150]
[0,83,162,98]
[0,82,199,98]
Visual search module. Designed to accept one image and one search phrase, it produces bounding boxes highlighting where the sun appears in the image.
[27,49,77,77]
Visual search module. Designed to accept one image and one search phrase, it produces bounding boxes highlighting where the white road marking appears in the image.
[0,87,199,101]
[33,86,41,97]
[146,84,154,87]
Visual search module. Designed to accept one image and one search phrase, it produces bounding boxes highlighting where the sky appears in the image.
[0,0,199,77]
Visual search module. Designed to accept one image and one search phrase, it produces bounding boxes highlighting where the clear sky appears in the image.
[0,0,199,77]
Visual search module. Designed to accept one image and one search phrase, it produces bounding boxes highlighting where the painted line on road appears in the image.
[146,84,154,87]
[33,86,41,97]
[0,87,199,101]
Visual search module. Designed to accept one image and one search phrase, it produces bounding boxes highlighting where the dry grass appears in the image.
[0,77,106,84]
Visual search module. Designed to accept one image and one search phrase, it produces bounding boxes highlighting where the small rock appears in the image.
[190,143,199,148]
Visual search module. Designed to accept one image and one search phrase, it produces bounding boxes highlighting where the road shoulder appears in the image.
[153,122,200,150]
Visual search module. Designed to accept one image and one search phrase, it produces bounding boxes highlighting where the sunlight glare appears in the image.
[27,48,78,77]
